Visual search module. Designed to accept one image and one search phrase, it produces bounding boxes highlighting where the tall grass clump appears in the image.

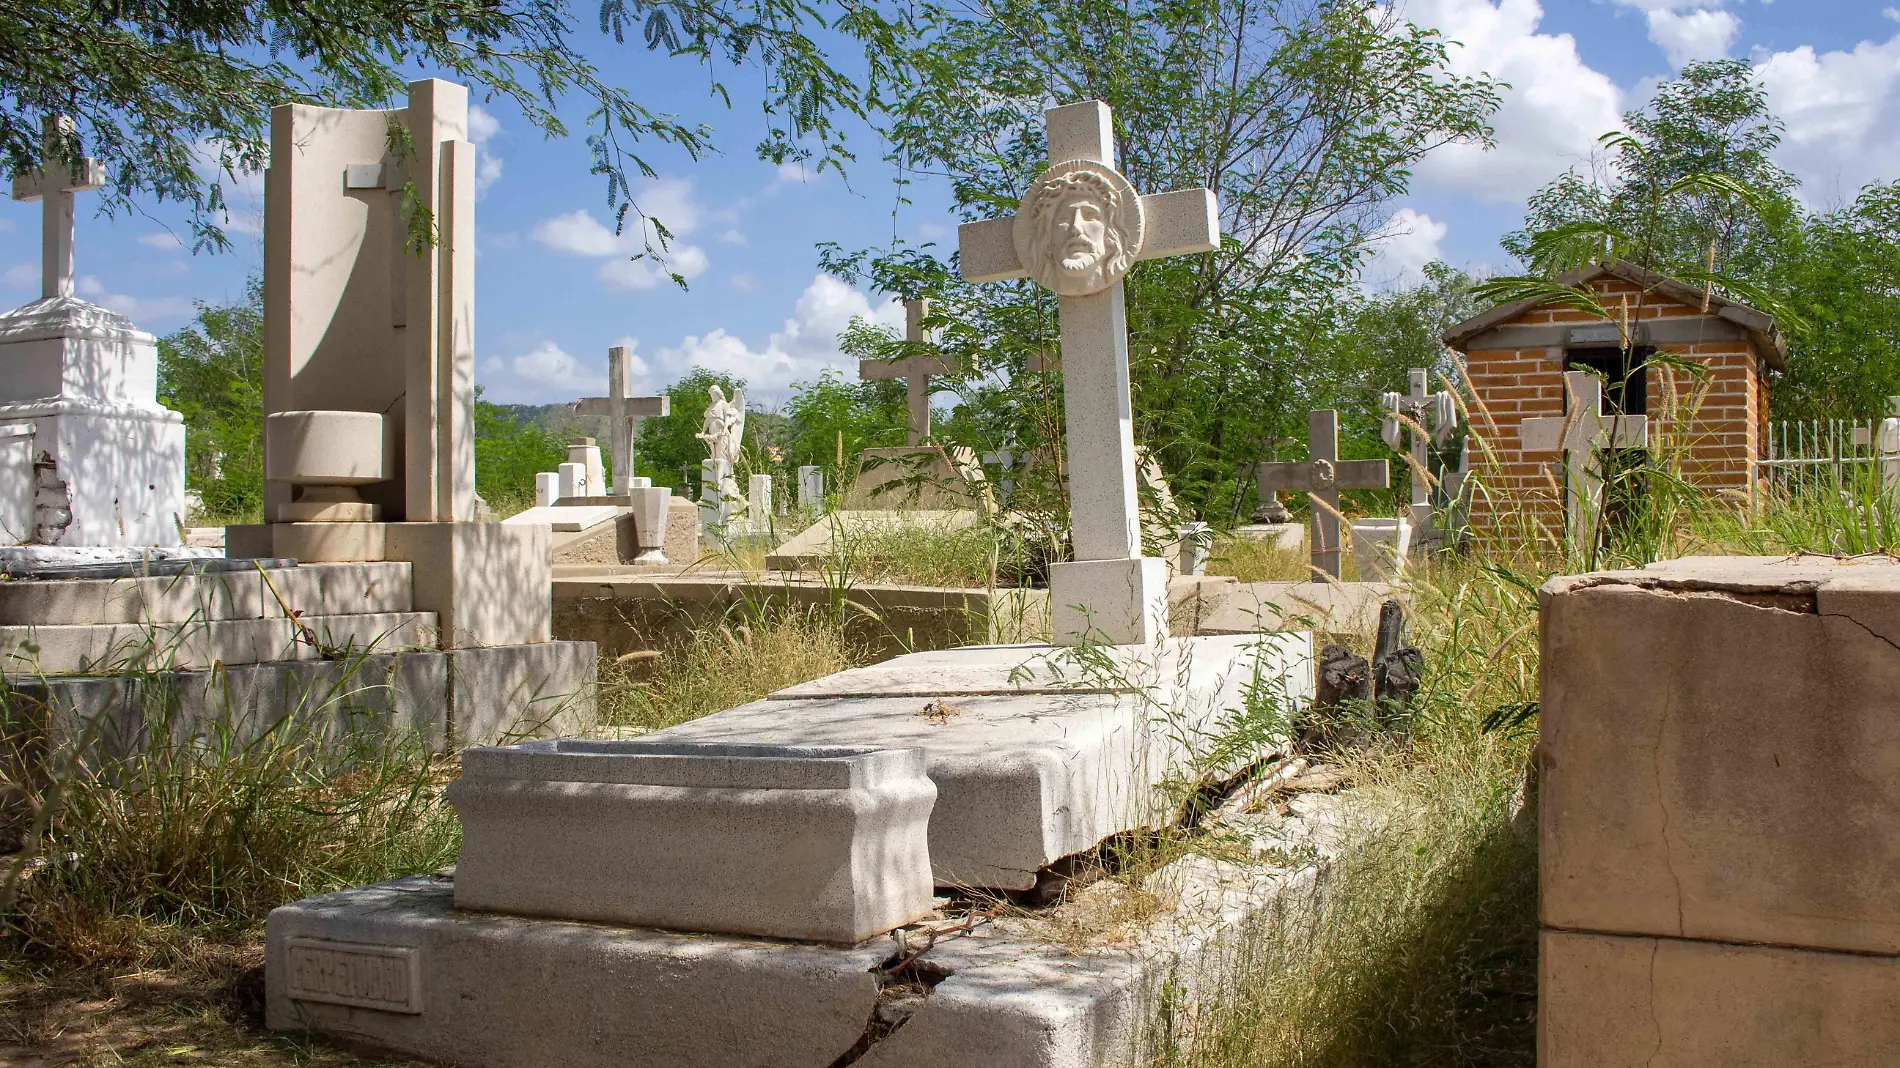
[598,609,862,732]
[1,678,457,971]
[1155,556,1543,1067]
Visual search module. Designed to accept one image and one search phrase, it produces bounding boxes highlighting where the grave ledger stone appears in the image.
[2,116,187,549]
[960,99,1220,644]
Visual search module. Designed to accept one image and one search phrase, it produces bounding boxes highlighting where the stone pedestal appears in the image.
[1048,556,1169,646]
[0,297,185,547]
[1540,556,1900,1065]
[448,740,937,943]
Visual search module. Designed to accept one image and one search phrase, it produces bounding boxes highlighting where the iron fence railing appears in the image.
[1758,418,1884,496]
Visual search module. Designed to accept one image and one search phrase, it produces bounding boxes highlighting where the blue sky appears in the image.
[1,0,1895,406]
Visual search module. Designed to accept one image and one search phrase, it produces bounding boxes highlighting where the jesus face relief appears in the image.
[1014,160,1144,297]
[1055,194,1109,274]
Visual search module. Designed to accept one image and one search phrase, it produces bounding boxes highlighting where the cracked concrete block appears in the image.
[448,741,937,943]
[1540,929,1900,1068]
[1541,555,1900,955]
[653,634,1312,890]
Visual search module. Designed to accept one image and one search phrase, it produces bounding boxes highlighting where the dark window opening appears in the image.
[1565,346,1650,416]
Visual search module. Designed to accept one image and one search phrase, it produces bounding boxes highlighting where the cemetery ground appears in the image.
[0,482,1882,1067]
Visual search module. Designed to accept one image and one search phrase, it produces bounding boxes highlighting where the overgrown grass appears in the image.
[597,609,863,732]
[1205,539,1312,582]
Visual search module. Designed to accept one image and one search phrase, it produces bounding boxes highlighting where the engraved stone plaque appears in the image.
[284,937,422,1014]
[1011,159,1145,296]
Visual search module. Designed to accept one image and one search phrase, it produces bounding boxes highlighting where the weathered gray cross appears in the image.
[574,346,669,496]
[859,298,951,446]
[9,117,106,301]
[1519,370,1647,544]
[1259,410,1390,580]
[960,99,1219,644]
[1380,368,1457,536]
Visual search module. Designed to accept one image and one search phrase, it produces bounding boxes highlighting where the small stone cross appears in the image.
[575,346,669,496]
[1258,410,1390,580]
[10,117,106,301]
[859,299,951,446]
[1381,368,1457,536]
[1519,370,1648,544]
[959,99,1220,644]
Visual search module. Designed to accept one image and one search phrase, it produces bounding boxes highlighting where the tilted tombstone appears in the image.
[960,99,1220,644]
[1258,410,1390,580]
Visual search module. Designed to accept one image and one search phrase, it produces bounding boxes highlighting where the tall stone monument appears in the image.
[960,99,1220,643]
[228,79,550,650]
[1,117,188,554]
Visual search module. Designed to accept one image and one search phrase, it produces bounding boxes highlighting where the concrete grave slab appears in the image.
[0,561,413,627]
[1540,929,1900,1068]
[765,510,977,572]
[499,504,621,533]
[0,611,435,674]
[449,741,936,943]
[652,635,1312,889]
[1196,580,1398,639]
[266,789,1351,1068]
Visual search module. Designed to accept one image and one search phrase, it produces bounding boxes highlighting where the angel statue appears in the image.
[696,385,746,468]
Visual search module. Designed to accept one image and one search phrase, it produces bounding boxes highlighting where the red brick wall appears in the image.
[1462,277,1764,548]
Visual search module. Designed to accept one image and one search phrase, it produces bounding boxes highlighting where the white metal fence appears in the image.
[1758,418,1885,496]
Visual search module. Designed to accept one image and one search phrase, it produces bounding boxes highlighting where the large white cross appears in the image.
[574,346,669,496]
[859,298,951,446]
[1381,368,1457,536]
[10,117,106,301]
[1519,370,1648,544]
[960,99,1219,644]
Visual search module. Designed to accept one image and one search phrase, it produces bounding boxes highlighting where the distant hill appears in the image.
[493,402,609,443]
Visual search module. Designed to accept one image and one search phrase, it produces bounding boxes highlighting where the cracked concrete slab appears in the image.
[266,789,1352,1068]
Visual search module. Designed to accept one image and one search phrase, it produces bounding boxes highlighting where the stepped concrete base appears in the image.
[652,634,1312,890]
[266,791,1346,1068]
[0,563,414,626]
[4,639,597,756]
[0,612,436,674]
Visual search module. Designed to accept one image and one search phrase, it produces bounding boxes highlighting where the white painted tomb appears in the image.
[1,116,189,551]
[448,740,937,943]
[959,100,1220,644]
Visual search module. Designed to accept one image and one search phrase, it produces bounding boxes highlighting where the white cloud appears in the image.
[718,228,748,245]
[533,210,626,256]
[0,219,13,232]
[1756,29,1900,202]
[1644,7,1739,67]
[467,104,504,196]
[137,231,185,250]
[648,274,904,398]
[533,177,710,290]
[729,272,759,293]
[3,265,35,288]
[1405,0,1625,202]
[1364,207,1449,287]
[776,161,820,184]
[917,221,948,239]
[598,245,709,290]
[509,340,596,392]
[75,275,194,322]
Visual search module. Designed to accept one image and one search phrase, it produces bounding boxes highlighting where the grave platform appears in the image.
[267,782,1350,1068]
[650,634,1311,890]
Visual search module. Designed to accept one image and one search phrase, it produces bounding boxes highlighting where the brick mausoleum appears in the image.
[1443,261,1787,546]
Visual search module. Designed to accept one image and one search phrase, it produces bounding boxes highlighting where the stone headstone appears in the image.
[747,474,772,530]
[1518,370,1648,544]
[797,465,824,510]
[557,462,587,501]
[568,438,605,498]
[1258,411,1390,580]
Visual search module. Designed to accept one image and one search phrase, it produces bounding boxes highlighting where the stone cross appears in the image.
[1381,368,1457,536]
[10,117,106,301]
[1258,410,1390,580]
[859,299,951,446]
[1519,370,1648,544]
[959,99,1220,644]
[574,346,669,496]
